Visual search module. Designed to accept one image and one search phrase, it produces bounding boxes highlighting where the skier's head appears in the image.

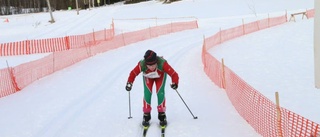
[144,50,158,65]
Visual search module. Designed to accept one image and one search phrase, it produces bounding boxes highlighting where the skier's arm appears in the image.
[127,62,142,84]
[163,61,179,84]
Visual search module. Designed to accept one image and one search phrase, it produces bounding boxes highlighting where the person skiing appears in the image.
[125,49,179,127]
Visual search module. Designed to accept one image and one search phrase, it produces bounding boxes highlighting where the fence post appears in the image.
[195,20,199,28]
[202,35,207,67]
[92,29,96,45]
[221,58,226,89]
[104,28,107,41]
[285,10,288,22]
[111,18,115,38]
[242,18,245,35]
[6,61,20,92]
[202,35,206,51]
[275,92,283,137]
[121,31,126,46]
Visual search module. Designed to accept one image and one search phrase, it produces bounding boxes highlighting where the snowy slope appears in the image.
[0,29,260,137]
[0,0,315,136]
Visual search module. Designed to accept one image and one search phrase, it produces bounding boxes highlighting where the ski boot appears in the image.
[158,112,167,126]
[142,113,151,127]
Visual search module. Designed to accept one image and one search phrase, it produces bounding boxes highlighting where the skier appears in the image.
[125,49,179,127]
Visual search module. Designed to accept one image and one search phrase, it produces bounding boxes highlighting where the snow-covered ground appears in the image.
[0,0,316,136]
[210,18,320,124]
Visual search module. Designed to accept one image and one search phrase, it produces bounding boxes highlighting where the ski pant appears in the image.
[142,73,167,113]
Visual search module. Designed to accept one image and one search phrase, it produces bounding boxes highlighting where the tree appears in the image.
[46,0,55,23]
[0,0,125,15]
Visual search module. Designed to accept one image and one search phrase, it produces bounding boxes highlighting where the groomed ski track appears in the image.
[0,28,261,137]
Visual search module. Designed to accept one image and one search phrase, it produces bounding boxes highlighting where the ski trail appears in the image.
[0,29,260,137]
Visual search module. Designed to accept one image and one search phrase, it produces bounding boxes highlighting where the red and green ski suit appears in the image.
[127,57,179,113]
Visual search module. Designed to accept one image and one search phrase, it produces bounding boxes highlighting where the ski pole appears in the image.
[128,91,132,119]
[174,89,198,119]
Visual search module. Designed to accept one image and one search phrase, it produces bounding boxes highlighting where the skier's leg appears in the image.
[155,73,167,112]
[142,77,154,126]
[155,74,168,126]
[143,77,154,113]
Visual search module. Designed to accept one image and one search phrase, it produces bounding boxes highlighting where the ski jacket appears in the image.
[127,56,179,84]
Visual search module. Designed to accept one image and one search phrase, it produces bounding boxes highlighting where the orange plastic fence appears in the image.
[202,12,320,137]
[0,20,198,98]
[0,28,114,56]
[306,9,315,18]
[0,68,18,97]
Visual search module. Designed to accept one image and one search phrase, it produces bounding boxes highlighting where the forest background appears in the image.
[0,0,156,15]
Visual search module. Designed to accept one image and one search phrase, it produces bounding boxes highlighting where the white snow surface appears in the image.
[0,0,317,137]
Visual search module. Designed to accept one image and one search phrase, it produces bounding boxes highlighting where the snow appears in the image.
[0,0,316,136]
[210,18,320,124]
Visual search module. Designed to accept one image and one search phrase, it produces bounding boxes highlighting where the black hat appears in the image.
[144,50,158,65]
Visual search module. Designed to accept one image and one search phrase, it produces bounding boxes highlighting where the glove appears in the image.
[125,82,132,91]
[170,83,178,90]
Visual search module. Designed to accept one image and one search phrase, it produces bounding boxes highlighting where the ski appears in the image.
[142,122,166,137]
[142,125,150,137]
[160,125,166,137]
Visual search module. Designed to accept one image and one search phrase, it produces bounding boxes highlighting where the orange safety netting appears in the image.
[306,9,315,18]
[0,28,115,56]
[202,11,319,137]
[0,68,19,97]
